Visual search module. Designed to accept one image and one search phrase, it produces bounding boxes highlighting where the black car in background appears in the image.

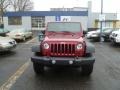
[102,28,114,41]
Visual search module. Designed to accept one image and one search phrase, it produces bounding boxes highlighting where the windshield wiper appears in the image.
[61,31,75,34]
[48,31,57,33]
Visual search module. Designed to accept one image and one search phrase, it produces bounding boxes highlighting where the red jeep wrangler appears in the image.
[31,22,95,76]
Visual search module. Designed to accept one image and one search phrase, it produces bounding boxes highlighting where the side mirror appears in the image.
[82,31,87,37]
[83,31,87,35]
[41,30,45,34]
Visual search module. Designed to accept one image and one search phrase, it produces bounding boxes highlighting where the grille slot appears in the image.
[50,43,75,56]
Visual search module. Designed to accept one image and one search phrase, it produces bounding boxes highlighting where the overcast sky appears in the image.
[33,0,120,13]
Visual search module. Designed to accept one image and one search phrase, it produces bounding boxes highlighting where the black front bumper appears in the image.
[31,56,95,66]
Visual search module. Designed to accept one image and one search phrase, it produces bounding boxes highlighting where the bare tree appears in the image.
[9,0,18,11]
[10,0,33,12]
[0,0,10,23]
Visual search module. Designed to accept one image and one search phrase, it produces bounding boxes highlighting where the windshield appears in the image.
[114,28,120,31]
[103,29,112,33]
[0,28,8,33]
[96,28,111,32]
[0,29,4,33]
[10,29,26,33]
[47,22,81,33]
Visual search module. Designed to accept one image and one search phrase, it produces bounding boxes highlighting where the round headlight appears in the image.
[43,43,49,49]
[77,43,82,49]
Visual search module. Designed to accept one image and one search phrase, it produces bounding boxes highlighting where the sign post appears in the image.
[99,14,105,42]
[99,14,105,21]
[100,0,104,43]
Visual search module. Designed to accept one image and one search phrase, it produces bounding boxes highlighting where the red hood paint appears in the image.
[44,36,84,42]
[44,31,83,42]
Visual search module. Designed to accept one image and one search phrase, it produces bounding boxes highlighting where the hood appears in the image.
[88,30,101,34]
[7,32,21,35]
[44,32,84,42]
[87,31,97,34]
[44,36,84,42]
[7,30,24,36]
[0,36,14,43]
[46,31,82,40]
[112,30,120,34]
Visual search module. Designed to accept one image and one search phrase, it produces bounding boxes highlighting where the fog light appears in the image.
[69,61,73,64]
[52,60,56,64]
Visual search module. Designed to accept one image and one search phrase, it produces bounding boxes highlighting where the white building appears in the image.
[3,1,118,31]
[3,11,88,31]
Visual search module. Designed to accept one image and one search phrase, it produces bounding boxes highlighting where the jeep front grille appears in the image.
[50,43,75,56]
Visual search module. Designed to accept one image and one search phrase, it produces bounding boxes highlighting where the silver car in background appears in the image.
[0,36,17,52]
[6,29,33,41]
[109,29,120,44]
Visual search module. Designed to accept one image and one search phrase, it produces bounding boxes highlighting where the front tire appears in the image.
[33,62,44,74]
[81,64,93,76]
[111,39,117,45]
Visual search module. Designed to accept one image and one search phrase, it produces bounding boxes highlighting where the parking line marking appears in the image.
[25,37,37,44]
[0,60,30,90]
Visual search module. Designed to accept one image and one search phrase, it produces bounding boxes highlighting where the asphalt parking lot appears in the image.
[0,35,120,90]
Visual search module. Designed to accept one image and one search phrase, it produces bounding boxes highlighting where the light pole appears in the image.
[100,0,103,43]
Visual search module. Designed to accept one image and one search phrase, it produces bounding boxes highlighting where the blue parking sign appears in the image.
[55,16,61,21]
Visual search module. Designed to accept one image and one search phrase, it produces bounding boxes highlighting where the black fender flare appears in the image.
[31,45,41,52]
[86,41,95,54]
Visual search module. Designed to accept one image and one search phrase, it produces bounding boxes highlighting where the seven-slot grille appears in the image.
[50,43,76,56]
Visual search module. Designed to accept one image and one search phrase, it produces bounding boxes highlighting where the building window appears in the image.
[31,17,45,28]
[8,17,22,25]
[98,21,113,28]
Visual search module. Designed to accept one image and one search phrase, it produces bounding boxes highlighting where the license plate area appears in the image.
[51,57,75,65]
